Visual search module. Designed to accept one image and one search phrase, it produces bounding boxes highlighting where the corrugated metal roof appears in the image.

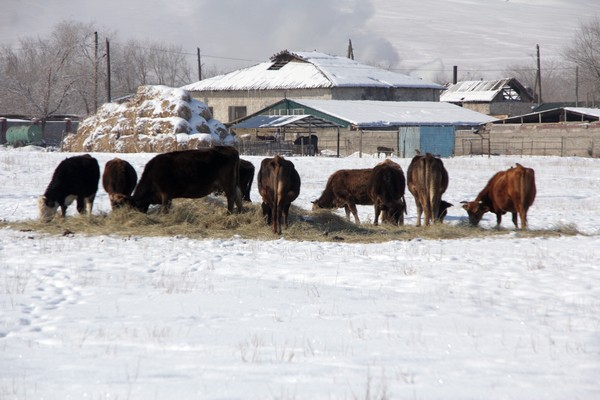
[440,78,528,103]
[231,114,340,129]
[288,99,497,128]
[182,51,444,92]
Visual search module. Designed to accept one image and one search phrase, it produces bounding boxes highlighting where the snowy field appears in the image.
[1,147,599,400]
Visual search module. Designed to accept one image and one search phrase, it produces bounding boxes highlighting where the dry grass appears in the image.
[0,197,583,243]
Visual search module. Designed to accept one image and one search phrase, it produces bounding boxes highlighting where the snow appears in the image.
[1,147,599,399]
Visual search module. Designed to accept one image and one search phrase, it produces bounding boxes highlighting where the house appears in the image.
[499,106,600,124]
[440,78,535,118]
[231,99,497,157]
[182,50,445,123]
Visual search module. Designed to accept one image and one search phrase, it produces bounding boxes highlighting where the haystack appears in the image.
[62,85,236,152]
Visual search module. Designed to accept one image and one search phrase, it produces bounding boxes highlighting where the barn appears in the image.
[182,50,445,124]
[441,78,535,118]
[231,98,497,157]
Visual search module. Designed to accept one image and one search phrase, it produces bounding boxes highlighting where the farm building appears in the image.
[441,78,535,118]
[231,99,497,158]
[182,50,444,124]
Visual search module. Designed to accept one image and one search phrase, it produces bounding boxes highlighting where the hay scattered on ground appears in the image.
[0,197,584,243]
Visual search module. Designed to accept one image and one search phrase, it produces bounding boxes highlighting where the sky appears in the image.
[1,148,599,399]
[1,0,598,81]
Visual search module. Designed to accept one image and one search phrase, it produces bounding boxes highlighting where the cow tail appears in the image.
[423,157,432,224]
[273,157,282,234]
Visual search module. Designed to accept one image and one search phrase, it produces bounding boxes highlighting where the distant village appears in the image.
[2,49,600,158]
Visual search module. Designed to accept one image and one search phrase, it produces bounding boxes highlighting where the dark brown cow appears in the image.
[102,158,138,209]
[461,163,536,229]
[38,154,100,222]
[116,147,243,213]
[239,159,255,202]
[367,159,406,225]
[257,155,301,234]
[312,168,372,224]
[407,153,449,226]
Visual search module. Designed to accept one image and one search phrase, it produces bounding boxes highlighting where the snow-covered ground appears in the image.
[1,147,599,400]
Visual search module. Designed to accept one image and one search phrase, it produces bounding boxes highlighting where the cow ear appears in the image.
[460,201,469,210]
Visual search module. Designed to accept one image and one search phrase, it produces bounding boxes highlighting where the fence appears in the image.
[456,123,600,158]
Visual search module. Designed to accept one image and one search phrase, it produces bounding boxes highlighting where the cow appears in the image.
[461,163,536,229]
[367,159,406,225]
[312,168,373,224]
[294,135,318,156]
[239,159,255,202]
[114,147,243,214]
[102,158,138,209]
[38,154,100,222]
[257,155,301,234]
[406,153,450,226]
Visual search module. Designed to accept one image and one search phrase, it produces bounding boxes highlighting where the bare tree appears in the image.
[504,58,574,103]
[563,17,600,104]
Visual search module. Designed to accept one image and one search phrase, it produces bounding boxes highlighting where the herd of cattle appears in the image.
[38,147,537,234]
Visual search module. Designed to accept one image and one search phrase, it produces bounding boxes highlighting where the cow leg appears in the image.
[343,205,352,220]
[373,205,381,226]
[261,202,272,225]
[496,213,503,228]
[348,203,360,224]
[283,204,292,229]
[415,201,423,227]
[83,194,95,216]
[60,204,68,218]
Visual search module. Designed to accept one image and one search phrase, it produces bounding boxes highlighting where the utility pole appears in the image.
[535,44,543,103]
[106,39,111,102]
[94,32,98,111]
[197,48,202,81]
[575,66,579,107]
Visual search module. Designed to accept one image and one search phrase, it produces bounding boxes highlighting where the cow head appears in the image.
[108,193,133,209]
[461,200,489,226]
[437,200,453,223]
[38,196,58,222]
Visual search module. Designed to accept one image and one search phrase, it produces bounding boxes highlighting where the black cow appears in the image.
[115,147,243,213]
[294,135,318,156]
[102,158,138,209]
[239,159,255,202]
[38,154,100,222]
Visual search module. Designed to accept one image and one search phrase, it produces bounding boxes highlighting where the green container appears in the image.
[6,125,42,145]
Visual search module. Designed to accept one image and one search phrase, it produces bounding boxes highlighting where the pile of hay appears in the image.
[62,85,236,153]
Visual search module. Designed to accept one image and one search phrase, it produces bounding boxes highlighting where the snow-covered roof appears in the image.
[182,50,444,91]
[288,99,497,128]
[441,78,533,103]
[500,106,600,124]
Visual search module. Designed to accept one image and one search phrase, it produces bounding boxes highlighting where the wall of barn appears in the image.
[191,86,441,124]
[455,122,600,157]
[191,88,333,123]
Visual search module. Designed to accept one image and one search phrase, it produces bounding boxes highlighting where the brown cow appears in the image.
[257,155,301,234]
[38,154,100,222]
[407,153,449,226]
[102,158,138,209]
[367,159,406,225]
[114,147,243,213]
[312,168,372,224]
[461,163,536,229]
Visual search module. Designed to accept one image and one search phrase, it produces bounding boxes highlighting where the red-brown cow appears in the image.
[114,147,243,213]
[102,158,138,209]
[407,153,449,226]
[462,163,536,229]
[257,155,301,234]
[312,168,372,224]
[367,159,406,225]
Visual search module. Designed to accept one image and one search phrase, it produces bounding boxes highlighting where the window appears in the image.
[228,106,247,122]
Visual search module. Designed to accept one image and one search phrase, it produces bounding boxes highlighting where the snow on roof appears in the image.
[289,99,498,128]
[440,78,529,103]
[182,51,444,92]
[565,107,600,119]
